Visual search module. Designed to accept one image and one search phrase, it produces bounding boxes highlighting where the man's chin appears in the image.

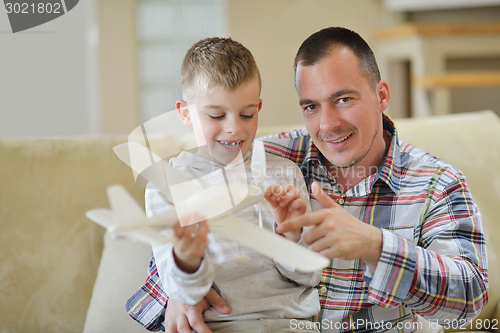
[322,151,365,170]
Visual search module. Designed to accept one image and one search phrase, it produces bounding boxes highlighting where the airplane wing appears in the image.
[86,184,178,244]
[209,214,330,272]
[86,208,114,229]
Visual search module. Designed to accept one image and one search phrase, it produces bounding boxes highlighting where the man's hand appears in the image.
[164,288,231,333]
[277,182,383,271]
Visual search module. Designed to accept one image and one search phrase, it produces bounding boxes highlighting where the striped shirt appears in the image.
[127,114,488,332]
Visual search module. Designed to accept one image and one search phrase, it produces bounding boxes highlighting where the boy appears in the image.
[127,37,320,332]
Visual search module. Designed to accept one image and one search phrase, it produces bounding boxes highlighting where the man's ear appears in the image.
[377,80,390,113]
[176,100,192,126]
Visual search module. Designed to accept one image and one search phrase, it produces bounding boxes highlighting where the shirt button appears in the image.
[320,286,327,294]
[337,198,345,205]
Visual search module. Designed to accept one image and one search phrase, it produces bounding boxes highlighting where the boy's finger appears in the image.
[268,183,287,197]
[196,221,209,237]
[279,188,300,207]
[264,191,281,208]
[289,196,306,212]
[172,222,184,238]
[179,211,203,227]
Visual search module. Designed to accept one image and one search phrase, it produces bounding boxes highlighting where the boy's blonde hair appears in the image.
[181,37,261,102]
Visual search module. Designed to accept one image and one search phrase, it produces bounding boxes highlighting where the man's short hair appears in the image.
[181,37,261,102]
[294,27,381,91]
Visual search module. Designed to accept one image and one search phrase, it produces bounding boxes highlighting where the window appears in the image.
[136,0,226,137]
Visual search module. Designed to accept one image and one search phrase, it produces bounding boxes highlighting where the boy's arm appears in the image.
[152,241,214,305]
[172,215,209,273]
[146,186,214,305]
[264,182,305,242]
[265,167,322,287]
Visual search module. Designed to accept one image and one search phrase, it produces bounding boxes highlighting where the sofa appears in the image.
[1,111,499,333]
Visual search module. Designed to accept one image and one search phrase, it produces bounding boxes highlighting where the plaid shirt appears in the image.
[127,114,488,332]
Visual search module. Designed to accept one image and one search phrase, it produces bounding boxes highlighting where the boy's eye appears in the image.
[208,114,224,120]
[241,114,254,119]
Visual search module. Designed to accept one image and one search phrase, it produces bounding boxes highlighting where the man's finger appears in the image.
[277,209,328,234]
[205,288,231,314]
[188,315,213,333]
[165,314,190,333]
[311,181,339,209]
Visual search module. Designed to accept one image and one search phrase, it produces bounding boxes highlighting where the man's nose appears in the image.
[319,105,341,132]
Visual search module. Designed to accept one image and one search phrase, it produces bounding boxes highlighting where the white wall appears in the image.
[0,0,98,137]
[228,0,389,127]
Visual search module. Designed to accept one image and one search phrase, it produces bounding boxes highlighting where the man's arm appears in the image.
[379,178,488,321]
[279,181,488,322]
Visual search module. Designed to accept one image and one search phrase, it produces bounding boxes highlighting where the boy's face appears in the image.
[177,79,262,165]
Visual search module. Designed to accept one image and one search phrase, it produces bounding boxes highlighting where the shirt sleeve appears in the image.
[146,184,215,305]
[365,174,488,322]
[152,242,214,305]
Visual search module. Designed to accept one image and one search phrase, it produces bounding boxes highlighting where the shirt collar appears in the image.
[374,114,401,194]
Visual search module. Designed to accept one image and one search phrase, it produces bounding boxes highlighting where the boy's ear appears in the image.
[176,100,192,126]
[258,99,263,112]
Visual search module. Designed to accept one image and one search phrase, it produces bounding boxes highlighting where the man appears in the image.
[129,27,488,333]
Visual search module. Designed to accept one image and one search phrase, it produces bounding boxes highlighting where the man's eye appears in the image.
[338,97,351,104]
[208,115,224,120]
[303,105,317,112]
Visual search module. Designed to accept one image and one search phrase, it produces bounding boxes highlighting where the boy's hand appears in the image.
[173,212,209,273]
[264,183,306,242]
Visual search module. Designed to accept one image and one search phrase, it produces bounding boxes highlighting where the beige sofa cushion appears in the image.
[82,232,152,332]
[0,137,145,333]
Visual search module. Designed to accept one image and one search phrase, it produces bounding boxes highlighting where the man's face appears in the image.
[179,79,262,165]
[295,47,389,172]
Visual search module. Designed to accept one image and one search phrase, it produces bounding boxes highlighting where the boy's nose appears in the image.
[224,118,242,134]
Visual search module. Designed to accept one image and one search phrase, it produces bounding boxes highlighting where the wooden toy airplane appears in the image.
[86,142,330,272]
